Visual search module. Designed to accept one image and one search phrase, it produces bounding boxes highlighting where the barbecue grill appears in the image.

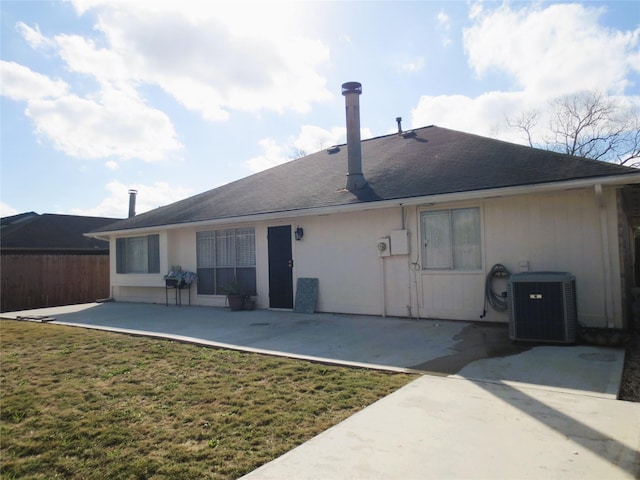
[164,267,197,306]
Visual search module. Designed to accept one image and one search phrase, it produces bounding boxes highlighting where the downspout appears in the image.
[396,205,418,319]
[402,206,414,319]
[595,184,615,328]
[379,255,386,317]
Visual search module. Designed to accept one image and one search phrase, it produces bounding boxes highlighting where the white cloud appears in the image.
[468,1,483,20]
[54,33,133,88]
[411,3,640,145]
[2,59,182,162]
[25,85,182,161]
[437,9,452,47]
[244,124,372,173]
[105,160,119,170]
[244,138,289,172]
[463,3,640,96]
[399,56,426,73]
[437,10,450,27]
[67,1,332,120]
[411,91,527,140]
[296,125,348,153]
[0,61,68,100]
[7,17,184,163]
[71,180,193,218]
[15,22,52,49]
[6,0,331,164]
[0,202,20,217]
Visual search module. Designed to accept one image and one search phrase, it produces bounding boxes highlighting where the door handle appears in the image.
[288,260,294,268]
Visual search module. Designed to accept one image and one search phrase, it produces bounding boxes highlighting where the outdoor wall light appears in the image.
[295,226,304,241]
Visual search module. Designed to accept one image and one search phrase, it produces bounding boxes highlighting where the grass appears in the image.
[0,320,417,479]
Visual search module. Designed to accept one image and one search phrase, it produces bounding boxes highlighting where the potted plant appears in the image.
[224,279,244,311]
[243,295,256,311]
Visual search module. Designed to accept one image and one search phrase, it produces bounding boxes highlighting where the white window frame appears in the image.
[421,207,482,271]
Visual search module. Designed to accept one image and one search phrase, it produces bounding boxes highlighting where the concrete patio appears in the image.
[2,302,638,478]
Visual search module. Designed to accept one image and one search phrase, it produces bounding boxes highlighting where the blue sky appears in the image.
[1,0,639,219]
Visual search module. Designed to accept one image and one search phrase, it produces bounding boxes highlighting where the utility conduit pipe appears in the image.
[379,256,386,317]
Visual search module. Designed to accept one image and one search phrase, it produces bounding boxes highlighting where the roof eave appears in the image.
[88,173,640,237]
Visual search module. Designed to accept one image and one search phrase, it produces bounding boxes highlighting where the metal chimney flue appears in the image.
[396,117,403,133]
[128,189,137,218]
[342,82,367,191]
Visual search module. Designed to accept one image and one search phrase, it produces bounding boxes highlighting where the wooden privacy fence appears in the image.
[1,253,110,312]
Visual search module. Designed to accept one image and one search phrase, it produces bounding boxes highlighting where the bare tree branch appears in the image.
[506,110,540,148]
[506,91,640,167]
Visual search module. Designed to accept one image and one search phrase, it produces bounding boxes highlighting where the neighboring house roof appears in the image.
[1,213,121,253]
[91,125,640,234]
[0,211,39,227]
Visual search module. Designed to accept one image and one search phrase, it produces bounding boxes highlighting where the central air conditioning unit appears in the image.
[507,272,577,344]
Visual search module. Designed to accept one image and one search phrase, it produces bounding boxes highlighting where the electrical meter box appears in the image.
[389,230,409,255]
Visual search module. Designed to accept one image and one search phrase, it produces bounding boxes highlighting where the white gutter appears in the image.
[85,173,640,238]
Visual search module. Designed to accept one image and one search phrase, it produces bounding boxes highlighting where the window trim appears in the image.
[115,234,160,274]
[420,206,482,272]
[196,227,257,296]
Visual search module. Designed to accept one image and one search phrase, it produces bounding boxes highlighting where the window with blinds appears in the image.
[196,227,256,295]
[115,234,160,274]
[421,208,481,270]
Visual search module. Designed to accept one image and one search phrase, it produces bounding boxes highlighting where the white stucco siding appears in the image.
[410,187,623,326]
[292,208,407,316]
[167,228,197,273]
[418,272,486,321]
[107,186,624,327]
[481,187,621,327]
[112,285,167,304]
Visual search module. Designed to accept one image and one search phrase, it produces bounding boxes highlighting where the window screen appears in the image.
[116,234,160,274]
[422,208,481,270]
[196,227,256,295]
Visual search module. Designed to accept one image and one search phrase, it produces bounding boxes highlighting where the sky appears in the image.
[1,0,639,219]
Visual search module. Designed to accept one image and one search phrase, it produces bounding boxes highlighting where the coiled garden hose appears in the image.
[480,264,511,318]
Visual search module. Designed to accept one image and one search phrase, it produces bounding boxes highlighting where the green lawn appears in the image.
[1,320,416,479]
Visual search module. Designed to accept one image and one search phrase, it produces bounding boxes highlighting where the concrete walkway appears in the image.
[2,302,639,478]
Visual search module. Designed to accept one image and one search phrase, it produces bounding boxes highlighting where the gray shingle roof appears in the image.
[92,125,639,233]
[1,213,121,252]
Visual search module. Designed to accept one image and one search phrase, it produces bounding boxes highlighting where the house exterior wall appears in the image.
[109,232,167,303]
[413,187,622,327]
[287,209,408,316]
[108,186,624,328]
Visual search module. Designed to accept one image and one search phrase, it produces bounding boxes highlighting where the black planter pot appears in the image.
[227,295,244,311]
